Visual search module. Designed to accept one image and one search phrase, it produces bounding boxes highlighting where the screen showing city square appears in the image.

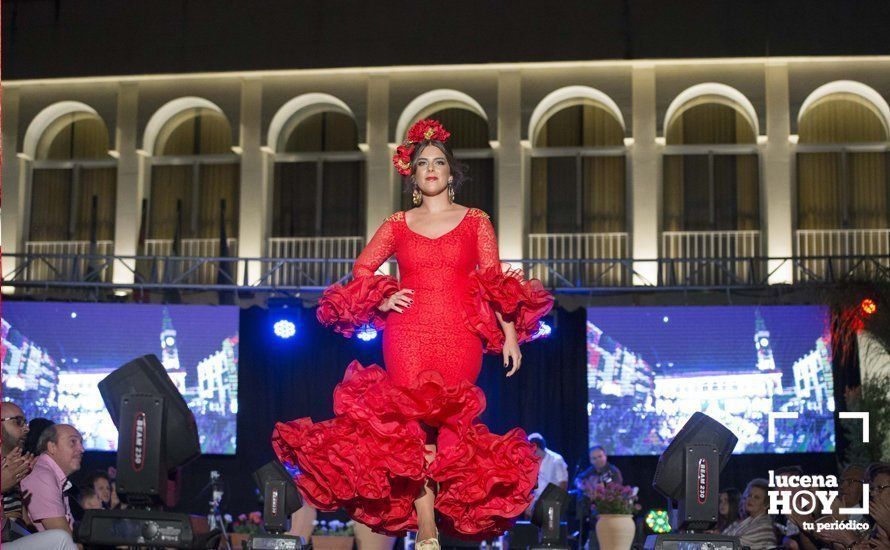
[2,302,239,454]
[586,306,834,455]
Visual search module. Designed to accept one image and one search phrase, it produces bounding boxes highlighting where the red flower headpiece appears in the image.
[392,119,452,176]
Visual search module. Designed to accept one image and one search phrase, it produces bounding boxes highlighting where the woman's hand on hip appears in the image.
[378,288,414,313]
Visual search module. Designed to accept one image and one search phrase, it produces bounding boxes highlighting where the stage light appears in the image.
[645,510,671,534]
[861,298,877,316]
[531,320,552,340]
[71,312,78,319]
[274,319,297,339]
[357,324,378,341]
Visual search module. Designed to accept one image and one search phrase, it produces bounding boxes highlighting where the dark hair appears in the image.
[866,462,890,483]
[23,418,54,456]
[775,465,804,477]
[403,140,468,194]
[717,488,741,531]
[36,424,60,454]
[528,433,546,450]
[589,445,605,454]
[80,485,98,500]
[86,470,111,488]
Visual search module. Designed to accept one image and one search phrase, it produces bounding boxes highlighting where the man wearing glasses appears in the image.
[1,401,77,549]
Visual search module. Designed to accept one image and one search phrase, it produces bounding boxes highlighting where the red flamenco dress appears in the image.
[272,208,553,539]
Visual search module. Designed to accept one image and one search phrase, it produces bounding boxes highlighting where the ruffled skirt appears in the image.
[272,361,540,539]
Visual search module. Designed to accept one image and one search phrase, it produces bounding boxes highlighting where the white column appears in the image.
[238,77,265,285]
[1,88,22,293]
[113,83,140,287]
[763,62,794,284]
[630,65,660,285]
[365,75,393,240]
[496,70,524,263]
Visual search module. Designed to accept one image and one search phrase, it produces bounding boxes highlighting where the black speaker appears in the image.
[99,355,201,470]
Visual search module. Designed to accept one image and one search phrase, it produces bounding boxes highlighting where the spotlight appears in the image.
[356,324,378,342]
[645,510,671,534]
[274,320,296,339]
[531,320,552,340]
[861,298,877,316]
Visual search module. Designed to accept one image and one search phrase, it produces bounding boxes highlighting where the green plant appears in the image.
[843,373,890,464]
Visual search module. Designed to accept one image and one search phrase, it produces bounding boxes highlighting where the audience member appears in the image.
[20,424,84,537]
[78,486,103,511]
[722,478,779,549]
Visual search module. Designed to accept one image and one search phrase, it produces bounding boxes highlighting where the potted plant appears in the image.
[311,519,356,550]
[229,511,264,549]
[587,483,639,550]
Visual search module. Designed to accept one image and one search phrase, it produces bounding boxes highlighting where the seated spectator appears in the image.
[714,488,741,533]
[722,478,778,549]
[865,463,890,544]
[78,486,103,511]
[20,424,84,538]
[22,419,54,458]
[84,470,112,509]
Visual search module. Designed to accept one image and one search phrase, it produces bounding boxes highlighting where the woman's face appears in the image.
[744,486,768,517]
[719,492,729,516]
[413,145,451,197]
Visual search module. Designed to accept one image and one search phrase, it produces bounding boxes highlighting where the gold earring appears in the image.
[413,185,423,207]
[447,182,455,203]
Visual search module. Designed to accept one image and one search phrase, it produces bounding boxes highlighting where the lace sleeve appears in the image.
[464,211,553,353]
[316,219,400,337]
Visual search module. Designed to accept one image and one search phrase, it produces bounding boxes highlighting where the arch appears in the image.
[23,101,103,160]
[143,97,226,155]
[395,89,487,143]
[797,80,890,138]
[528,86,626,145]
[663,83,760,138]
[268,93,356,151]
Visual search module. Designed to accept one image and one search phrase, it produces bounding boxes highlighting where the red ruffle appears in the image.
[316,275,400,338]
[272,361,540,539]
[464,265,554,354]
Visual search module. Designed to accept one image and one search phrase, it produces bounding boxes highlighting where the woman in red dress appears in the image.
[272,119,553,547]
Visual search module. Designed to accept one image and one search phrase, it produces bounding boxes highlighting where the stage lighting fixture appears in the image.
[357,324,378,341]
[246,461,307,549]
[644,412,741,550]
[861,298,877,316]
[532,320,552,340]
[529,483,571,549]
[274,319,297,339]
[645,510,671,534]
[79,355,211,548]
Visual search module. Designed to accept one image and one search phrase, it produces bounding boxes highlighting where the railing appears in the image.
[796,229,890,282]
[140,238,239,285]
[22,241,115,283]
[527,233,630,287]
[661,231,762,286]
[266,236,364,287]
[4,253,890,295]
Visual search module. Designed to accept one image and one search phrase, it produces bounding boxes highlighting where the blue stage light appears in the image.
[357,324,378,342]
[531,320,552,340]
[273,319,296,339]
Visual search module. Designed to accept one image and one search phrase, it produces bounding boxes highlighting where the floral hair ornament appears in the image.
[392,119,452,176]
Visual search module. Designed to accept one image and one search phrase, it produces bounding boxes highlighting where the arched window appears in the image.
[530,103,626,233]
[268,108,365,286]
[797,93,889,230]
[272,111,364,237]
[399,108,493,215]
[148,106,239,250]
[29,112,116,243]
[663,100,759,232]
[528,96,628,286]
